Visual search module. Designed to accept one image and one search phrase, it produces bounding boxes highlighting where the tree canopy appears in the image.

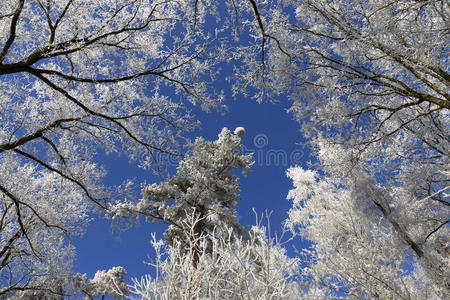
[0,0,448,299]
[239,0,449,298]
[0,0,225,297]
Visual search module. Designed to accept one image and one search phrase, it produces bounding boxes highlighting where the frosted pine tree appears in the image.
[114,127,253,265]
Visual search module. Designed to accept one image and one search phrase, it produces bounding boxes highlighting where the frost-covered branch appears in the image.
[0,0,234,297]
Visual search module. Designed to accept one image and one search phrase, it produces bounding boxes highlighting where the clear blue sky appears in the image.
[71,95,311,283]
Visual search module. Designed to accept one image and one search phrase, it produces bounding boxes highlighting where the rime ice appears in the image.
[234,126,245,137]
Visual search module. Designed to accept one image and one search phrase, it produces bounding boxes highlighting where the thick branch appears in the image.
[0,0,25,63]
[371,200,424,257]
[0,117,80,153]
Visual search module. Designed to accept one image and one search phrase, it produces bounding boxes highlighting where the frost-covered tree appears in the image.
[9,266,129,299]
[0,161,90,297]
[130,212,301,300]
[0,0,232,296]
[287,167,449,299]
[230,0,449,298]
[73,266,129,299]
[114,127,253,267]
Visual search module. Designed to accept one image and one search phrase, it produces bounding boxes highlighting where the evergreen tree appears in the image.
[114,127,253,266]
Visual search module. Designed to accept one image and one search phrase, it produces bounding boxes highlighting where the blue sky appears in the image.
[72,95,311,282]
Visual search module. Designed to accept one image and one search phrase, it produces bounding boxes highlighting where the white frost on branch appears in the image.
[234,126,245,137]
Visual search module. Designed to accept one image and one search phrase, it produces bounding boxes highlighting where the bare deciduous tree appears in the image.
[0,0,226,296]
[234,0,449,298]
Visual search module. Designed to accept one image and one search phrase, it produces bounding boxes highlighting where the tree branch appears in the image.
[0,0,25,63]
